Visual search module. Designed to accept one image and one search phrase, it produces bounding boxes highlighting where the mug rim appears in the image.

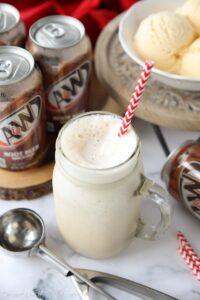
[56,111,140,173]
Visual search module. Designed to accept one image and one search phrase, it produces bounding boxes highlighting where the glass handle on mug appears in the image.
[135,176,172,240]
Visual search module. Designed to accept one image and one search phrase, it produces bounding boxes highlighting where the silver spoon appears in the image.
[0,208,115,300]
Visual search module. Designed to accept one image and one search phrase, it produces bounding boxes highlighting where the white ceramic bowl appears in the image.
[119,0,200,91]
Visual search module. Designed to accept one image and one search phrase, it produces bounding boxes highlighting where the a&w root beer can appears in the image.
[0,47,47,170]
[0,3,26,46]
[162,139,200,220]
[26,15,92,134]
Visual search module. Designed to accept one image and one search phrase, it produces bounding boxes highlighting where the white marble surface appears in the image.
[0,118,199,300]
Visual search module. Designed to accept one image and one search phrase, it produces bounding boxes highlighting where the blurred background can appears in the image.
[0,3,26,46]
[26,15,92,136]
[0,46,47,170]
[162,139,200,220]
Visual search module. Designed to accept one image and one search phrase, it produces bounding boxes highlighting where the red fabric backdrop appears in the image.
[6,0,137,45]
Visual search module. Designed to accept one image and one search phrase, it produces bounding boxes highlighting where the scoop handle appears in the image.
[83,269,178,300]
[37,244,116,300]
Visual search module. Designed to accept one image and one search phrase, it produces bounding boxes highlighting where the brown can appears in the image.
[26,15,92,135]
[0,3,26,46]
[162,140,200,220]
[0,46,47,170]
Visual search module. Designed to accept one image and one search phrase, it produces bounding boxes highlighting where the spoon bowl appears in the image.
[0,208,45,254]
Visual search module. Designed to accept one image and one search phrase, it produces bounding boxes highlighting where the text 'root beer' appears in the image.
[0,46,47,170]
[26,16,92,134]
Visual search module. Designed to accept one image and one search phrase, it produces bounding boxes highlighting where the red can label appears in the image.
[0,96,41,147]
[47,61,90,114]
[179,161,200,219]
[0,95,45,169]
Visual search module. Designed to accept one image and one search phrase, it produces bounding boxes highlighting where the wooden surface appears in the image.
[0,151,54,200]
[95,14,200,131]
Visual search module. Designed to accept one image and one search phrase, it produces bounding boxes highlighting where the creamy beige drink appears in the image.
[53,112,142,257]
[53,112,171,258]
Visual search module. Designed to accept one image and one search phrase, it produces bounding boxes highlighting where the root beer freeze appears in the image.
[0,47,47,170]
[26,16,92,134]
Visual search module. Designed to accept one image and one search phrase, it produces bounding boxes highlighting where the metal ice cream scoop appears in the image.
[0,208,177,300]
[0,208,115,300]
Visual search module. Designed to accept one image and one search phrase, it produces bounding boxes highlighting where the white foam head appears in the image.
[60,113,138,169]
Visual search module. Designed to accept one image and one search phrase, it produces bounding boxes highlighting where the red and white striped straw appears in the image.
[118,61,154,137]
[177,231,200,266]
[178,247,200,282]
[177,231,200,282]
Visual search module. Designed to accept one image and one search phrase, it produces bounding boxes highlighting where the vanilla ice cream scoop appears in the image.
[177,0,200,34]
[180,38,200,77]
[134,11,196,73]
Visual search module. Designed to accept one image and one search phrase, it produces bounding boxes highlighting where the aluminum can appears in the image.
[0,46,47,170]
[162,140,200,220]
[0,3,26,46]
[26,15,92,135]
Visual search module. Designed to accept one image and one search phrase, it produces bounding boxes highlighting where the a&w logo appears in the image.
[0,96,41,147]
[47,61,90,111]
[9,126,22,136]
[179,161,200,219]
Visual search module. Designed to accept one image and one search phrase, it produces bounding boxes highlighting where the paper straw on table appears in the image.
[118,60,154,137]
[178,246,200,281]
[177,231,200,282]
[177,231,200,266]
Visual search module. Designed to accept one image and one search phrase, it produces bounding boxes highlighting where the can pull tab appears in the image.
[0,60,13,79]
[0,12,7,32]
[42,23,65,39]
